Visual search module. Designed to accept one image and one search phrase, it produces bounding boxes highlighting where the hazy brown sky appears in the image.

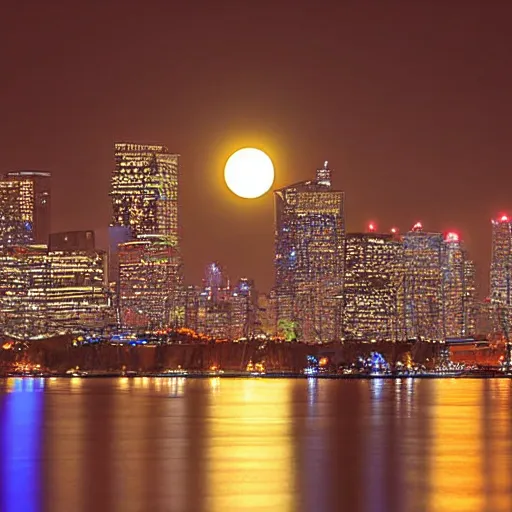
[2,1,512,293]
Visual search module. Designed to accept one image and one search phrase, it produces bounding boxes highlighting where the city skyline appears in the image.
[3,4,512,512]
[3,2,512,293]
[0,152,509,299]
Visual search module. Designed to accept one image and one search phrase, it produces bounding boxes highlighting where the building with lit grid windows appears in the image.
[342,232,403,341]
[0,171,51,246]
[490,214,512,335]
[0,231,109,339]
[118,237,182,329]
[111,143,183,329]
[274,162,344,343]
[443,232,476,338]
[401,223,476,341]
[402,223,445,341]
[111,143,179,244]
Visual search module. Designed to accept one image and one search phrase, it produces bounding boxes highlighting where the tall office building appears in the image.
[342,231,403,341]
[274,161,344,343]
[402,223,445,341]
[111,143,182,329]
[402,223,476,341]
[443,232,476,338]
[490,215,512,336]
[0,171,51,246]
[110,143,179,244]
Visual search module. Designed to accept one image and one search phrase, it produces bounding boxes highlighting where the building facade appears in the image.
[443,232,476,338]
[0,245,49,339]
[118,237,182,329]
[111,143,179,244]
[46,232,110,334]
[0,231,109,339]
[490,215,512,336]
[402,223,445,341]
[342,232,403,341]
[402,224,476,341]
[111,143,182,330]
[0,171,51,246]
[274,162,344,343]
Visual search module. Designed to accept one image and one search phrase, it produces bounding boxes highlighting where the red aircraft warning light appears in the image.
[412,222,423,231]
[445,232,459,243]
[368,223,376,232]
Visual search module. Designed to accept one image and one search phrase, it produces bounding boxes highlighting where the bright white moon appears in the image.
[224,148,275,199]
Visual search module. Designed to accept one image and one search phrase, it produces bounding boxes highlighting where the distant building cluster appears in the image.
[272,166,477,343]
[0,144,507,343]
[182,264,258,340]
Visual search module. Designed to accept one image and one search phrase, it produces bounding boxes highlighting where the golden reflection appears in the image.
[111,377,146,507]
[117,377,130,391]
[5,377,16,392]
[69,376,82,388]
[209,377,220,393]
[46,378,84,511]
[483,379,512,512]
[169,376,185,396]
[205,379,296,511]
[158,377,187,511]
[428,379,512,512]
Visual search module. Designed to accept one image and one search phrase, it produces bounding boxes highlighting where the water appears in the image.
[0,377,511,512]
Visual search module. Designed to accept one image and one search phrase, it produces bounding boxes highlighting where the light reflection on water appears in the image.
[0,378,510,512]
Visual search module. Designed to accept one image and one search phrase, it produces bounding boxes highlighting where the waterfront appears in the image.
[0,378,511,512]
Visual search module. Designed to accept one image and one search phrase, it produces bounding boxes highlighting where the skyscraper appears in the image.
[402,223,445,341]
[110,143,179,244]
[490,215,512,336]
[402,223,476,341]
[443,232,476,338]
[111,143,182,329]
[0,171,51,246]
[274,161,344,343]
[342,231,403,341]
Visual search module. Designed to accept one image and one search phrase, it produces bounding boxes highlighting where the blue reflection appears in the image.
[1,379,44,512]
[367,380,385,512]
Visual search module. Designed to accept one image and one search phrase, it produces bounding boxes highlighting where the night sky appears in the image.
[2,1,512,294]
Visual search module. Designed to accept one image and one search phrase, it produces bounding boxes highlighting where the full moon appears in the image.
[224,148,275,199]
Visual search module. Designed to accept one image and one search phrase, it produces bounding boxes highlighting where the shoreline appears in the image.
[1,371,511,380]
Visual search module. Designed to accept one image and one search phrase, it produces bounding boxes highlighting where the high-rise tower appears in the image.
[490,215,512,336]
[274,161,344,343]
[342,231,403,341]
[0,171,51,245]
[111,143,182,329]
[111,143,179,244]
[402,223,476,341]
[402,223,445,341]
[443,232,476,338]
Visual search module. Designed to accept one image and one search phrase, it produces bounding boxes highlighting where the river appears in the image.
[0,377,511,511]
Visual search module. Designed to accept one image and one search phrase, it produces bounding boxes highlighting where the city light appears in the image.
[445,232,460,242]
